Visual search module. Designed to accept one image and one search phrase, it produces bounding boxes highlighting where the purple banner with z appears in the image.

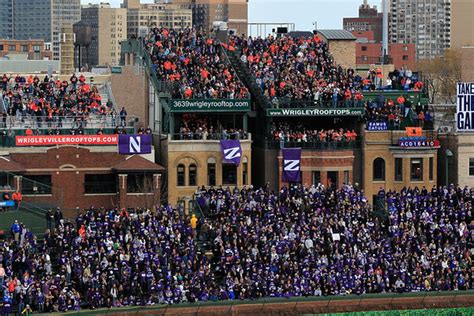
[282,148,301,182]
[220,140,242,165]
[118,134,152,155]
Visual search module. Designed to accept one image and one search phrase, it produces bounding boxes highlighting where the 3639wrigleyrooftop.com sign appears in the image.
[170,99,251,112]
[16,135,118,146]
[267,108,364,117]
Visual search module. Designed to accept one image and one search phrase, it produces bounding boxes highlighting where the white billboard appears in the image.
[456,82,474,131]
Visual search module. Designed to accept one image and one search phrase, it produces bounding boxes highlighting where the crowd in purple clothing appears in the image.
[1,184,472,313]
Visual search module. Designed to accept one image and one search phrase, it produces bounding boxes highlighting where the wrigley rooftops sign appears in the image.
[267,108,364,117]
[170,99,251,112]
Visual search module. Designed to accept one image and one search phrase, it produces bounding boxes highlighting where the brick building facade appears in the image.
[0,146,164,217]
[278,150,355,189]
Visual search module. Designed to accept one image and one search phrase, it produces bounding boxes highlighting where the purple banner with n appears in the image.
[118,134,152,155]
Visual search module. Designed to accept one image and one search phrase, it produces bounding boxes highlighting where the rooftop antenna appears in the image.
[382,0,389,64]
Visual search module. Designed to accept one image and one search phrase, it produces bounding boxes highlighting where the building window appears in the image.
[327,171,338,189]
[373,158,386,181]
[395,158,403,181]
[429,157,433,181]
[470,158,474,176]
[189,164,197,186]
[362,55,368,61]
[0,172,14,189]
[403,45,408,51]
[8,45,15,51]
[402,55,408,60]
[410,159,423,181]
[84,174,116,194]
[127,174,153,193]
[222,164,237,185]
[344,170,349,184]
[312,171,321,185]
[20,45,28,52]
[177,164,185,186]
[22,175,52,195]
[207,158,216,186]
[361,46,367,51]
[242,157,248,185]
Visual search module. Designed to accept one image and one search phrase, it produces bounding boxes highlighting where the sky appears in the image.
[81,0,382,30]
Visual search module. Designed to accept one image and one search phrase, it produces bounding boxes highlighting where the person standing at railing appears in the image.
[119,107,127,127]
[46,209,53,231]
[12,191,22,211]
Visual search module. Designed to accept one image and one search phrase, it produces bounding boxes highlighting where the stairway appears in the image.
[225,49,272,111]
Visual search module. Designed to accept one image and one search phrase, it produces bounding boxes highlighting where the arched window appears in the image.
[177,164,185,186]
[373,158,385,181]
[189,164,197,186]
[242,157,248,185]
[207,157,216,186]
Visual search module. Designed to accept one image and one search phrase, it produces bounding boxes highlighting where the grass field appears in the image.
[333,307,474,315]
[0,210,46,236]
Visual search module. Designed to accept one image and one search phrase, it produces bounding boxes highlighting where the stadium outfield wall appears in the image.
[57,290,474,315]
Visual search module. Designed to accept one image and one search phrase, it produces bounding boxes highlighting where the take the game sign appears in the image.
[456,82,474,131]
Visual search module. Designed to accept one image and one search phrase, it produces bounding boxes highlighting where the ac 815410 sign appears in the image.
[398,140,440,147]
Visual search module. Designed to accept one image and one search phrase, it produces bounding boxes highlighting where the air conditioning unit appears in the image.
[438,126,452,133]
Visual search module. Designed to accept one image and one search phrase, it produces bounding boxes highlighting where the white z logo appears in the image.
[284,159,300,171]
[224,147,241,160]
[129,136,141,153]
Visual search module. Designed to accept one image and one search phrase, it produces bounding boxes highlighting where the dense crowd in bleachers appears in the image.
[177,114,248,140]
[229,33,424,107]
[1,184,472,313]
[144,28,249,100]
[270,122,357,143]
[0,74,123,131]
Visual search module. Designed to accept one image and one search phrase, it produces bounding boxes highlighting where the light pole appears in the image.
[445,149,453,187]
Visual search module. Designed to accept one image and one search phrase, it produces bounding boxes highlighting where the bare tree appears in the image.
[417,49,462,104]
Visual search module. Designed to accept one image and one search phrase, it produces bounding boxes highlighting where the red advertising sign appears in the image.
[15,135,119,146]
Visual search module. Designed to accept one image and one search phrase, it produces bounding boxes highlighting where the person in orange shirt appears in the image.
[12,191,22,210]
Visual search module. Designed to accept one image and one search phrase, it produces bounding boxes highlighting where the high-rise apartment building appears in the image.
[389,0,451,59]
[0,0,13,39]
[52,0,81,60]
[343,0,383,43]
[0,0,80,61]
[81,3,127,66]
[450,0,474,48]
[173,0,248,35]
[123,1,192,37]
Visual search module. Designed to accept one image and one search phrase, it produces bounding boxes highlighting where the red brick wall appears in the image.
[278,149,355,188]
[356,43,416,70]
[9,147,161,217]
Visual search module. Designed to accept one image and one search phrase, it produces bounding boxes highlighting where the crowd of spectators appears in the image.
[0,73,123,130]
[225,34,424,110]
[365,97,433,129]
[177,114,248,140]
[0,184,472,313]
[144,28,249,100]
[270,122,357,143]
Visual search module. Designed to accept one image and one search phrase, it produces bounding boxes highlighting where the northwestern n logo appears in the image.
[223,147,241,160]
[129,136,141,153]
[284,159,300,171]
